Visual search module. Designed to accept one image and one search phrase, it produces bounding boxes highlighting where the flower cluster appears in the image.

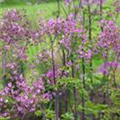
[46,67,68,85]
[38,14,86,51]
[65,0,72,6]
[0,74,50,119]
[77,45,91,59]
[99,61,120,75]
[114,0,120,12]
[98,20,120,53]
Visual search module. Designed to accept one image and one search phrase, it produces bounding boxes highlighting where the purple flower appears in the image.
[47,71,53,78]
[99,61,120,75]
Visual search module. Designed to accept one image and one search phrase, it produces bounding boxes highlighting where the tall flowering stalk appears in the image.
[51,36,59,120]
[97,20,120,104]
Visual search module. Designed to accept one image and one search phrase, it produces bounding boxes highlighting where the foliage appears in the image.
[0,0,120,120]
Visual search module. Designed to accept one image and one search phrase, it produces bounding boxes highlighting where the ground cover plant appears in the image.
[0,0,120,120]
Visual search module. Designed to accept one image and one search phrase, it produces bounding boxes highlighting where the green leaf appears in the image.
[35,110,42,117]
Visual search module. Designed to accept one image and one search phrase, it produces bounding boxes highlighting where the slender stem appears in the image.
[112,55,118,89]
[56,0,61,116]
[59,50,67,117]
[103,51,109,104]
[70,31,78,120]
[100,0,103,19]
[62,50,66,66]
[88,5,92,43]
[2,49,6,87]
[81,9,86,120]
[71,58,78,120]
[57,0,60,18]
[56,1,60,117]
[65,89,68,112]
[88,4,93,101]
[81,57,85,120]
[41,103,47,120]
[113,69,117,89]
[100,0,103,31]
[51,37,59,120]
[62,50,68,113]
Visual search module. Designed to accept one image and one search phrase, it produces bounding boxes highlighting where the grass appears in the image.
[0,4,54,19]
[0,0,66,19]
[0,0,116,20]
